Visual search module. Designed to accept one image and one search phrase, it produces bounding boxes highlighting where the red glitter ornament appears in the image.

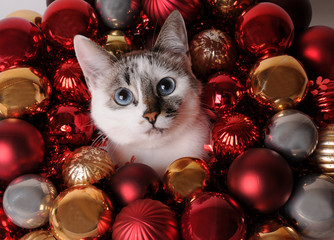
[112,199,180,240]
[42,0,98,51]
[0,195,17,239]
[227,148,293,213]
[0,17,44,71]
[142,0,202,26]
[235,2,294,58]
[0,119,45,181]
[44,104,94,148]
[181,192,246,240]
[210,113,260,160]
[53,58,91,105]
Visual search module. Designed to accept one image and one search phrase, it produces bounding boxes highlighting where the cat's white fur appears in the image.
[74,11,210,176]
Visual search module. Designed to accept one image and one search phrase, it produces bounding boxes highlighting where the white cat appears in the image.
[74,11,210,176]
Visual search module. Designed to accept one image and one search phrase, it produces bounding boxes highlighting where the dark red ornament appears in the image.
[0,17,44,71]
[211,113,260,160]
[227,148,293,213]
[47,0,96,6]
[42,0,98,51]
[142,0,202,26]
[0,119,45,181]
[44,104,94,148]
[235,2,294,58]
[0,195,17,239]
[110,163,160,206]
[113,199,180,240]
[294,26,334,79]
[53,58,91,105]
[181,192,246,240]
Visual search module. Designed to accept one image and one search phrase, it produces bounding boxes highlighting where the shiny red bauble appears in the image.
[0,119,44,181]
[46,0,95,6]
[0,17,44,71]
[142,0,201,26]
[110,163,160,207]
[235,2,294,58]
[42,0,98,51]
[294,26,334,79]
[227,148,293,213]
[181,192,246,240]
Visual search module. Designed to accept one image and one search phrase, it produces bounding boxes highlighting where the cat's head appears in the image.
[74,11,202,146]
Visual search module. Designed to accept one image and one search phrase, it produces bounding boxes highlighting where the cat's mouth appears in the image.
[146,126,166,135]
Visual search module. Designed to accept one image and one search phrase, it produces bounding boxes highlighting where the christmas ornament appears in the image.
[211,113,260,160]
[181,192,246,240]
[44,104,94,147]
[248,218,301,240]
[47,0,96,6]
[258,0,312,31]
[235,2,294,57]
[248,55,308,111]
[102,30,133,56]
[3,174,57,229]
[42,0,98,51]
[283,174,334,239]
[53,58,91,105]
[95,0,141,29]
[142,0,201,26]
[264,110,318,161]
[21,230,56,240]
[201,73,245,116]
[112,199,179,240]
[0,17,44,71]
[49,185,113,240]
[6,10,42,28]
[110,163,160,206]
[0,119,45,181]
[311,124,334,176]
[206,0,256,19]
[163,157,210,203]
[62,146,115,187]
[0,196,17,237]
[0,67,52,118]
[189,29,237,77]
[294,26,334,79]
[227,148,293,213]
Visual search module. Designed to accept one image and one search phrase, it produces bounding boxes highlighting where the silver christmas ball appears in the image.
[283,174,334,239]
[3,174,57,229]
[264,110,318,161]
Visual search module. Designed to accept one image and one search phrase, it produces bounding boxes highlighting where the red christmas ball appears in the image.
[0,119,45,181]
[294,26,334,79]
[44,104,94,148]
[0,17,44,71]
[181,192,246,240]
[47,0,95,6]
[113,199,180,240]
[42,0,98,51]
[235,2,294,58]
[110,163,160,207]
[53,58,91,105]
[142,0,202,26]
[227,148,293,213]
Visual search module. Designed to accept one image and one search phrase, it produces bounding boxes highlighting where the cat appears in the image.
[74,11,210,176]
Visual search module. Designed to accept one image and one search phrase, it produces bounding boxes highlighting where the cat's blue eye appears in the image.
[157,77,176,96]
[114,88,134,106]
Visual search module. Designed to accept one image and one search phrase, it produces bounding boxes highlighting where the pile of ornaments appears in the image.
[0,0,333,239]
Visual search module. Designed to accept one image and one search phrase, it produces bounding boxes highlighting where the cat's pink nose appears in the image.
[144,112,159,124]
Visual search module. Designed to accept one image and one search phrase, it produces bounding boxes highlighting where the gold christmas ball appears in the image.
[311,124,334,177]
[62,146,115,187]
[49,185,114,240]
[102,30,133,57]
[20,230,56,240]
[207,0,256,19]
[7,10,42,27]
[249,55,308,111]
[163,157,210,203]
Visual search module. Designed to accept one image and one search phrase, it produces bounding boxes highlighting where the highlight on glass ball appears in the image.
[248,55,309,111]
[264,110,318,161]
[102,30,133,56]
[3,174,57,229]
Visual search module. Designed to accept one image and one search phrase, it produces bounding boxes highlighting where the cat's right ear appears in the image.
[74,35,117,89]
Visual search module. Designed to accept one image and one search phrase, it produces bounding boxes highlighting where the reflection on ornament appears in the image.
[102,30,133,56]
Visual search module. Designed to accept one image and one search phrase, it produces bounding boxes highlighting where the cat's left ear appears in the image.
[153,11,189,55]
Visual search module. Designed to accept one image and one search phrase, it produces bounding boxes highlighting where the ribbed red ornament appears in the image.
[142,0,201,26]
[112,199,180,240]
[211,113,260,160]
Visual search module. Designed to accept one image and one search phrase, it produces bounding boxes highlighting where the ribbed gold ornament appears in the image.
[20,230,56,240]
